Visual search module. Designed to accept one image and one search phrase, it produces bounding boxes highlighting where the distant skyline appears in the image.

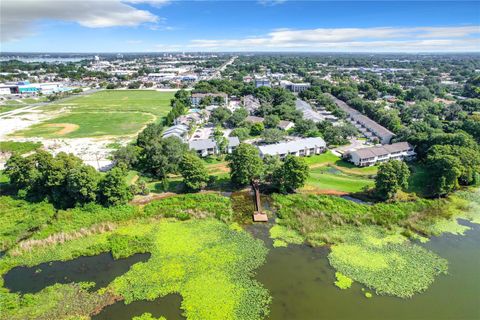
[1,1,479,53]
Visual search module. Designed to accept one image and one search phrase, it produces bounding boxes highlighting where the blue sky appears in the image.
[1,1,479,52]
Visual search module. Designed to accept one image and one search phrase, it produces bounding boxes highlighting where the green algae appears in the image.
[334,272,353,290]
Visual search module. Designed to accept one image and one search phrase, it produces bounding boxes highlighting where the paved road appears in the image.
[208,56,237,79]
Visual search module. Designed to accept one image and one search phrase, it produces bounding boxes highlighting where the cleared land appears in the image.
[12,90,174,139]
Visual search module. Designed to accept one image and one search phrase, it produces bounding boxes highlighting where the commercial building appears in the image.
[345,142,416,167]
[327,94,394,144]
[255,78,271,88]
[281,81,311,93]
[0,84,19,95]
[0,81,71,95]
[257,137,326,159]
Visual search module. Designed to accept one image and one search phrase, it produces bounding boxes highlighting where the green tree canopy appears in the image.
[179,153,209,191]
[227,143,264,186]
[272,155,309,193]
[98,165,133,206]
[374,160,410,200]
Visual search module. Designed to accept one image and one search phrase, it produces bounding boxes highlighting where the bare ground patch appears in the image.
[44,123,80,135]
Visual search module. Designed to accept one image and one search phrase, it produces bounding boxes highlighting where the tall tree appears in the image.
[375,160,410,200]
[4,153,37,191]
[427,155,462,197]
[227,143,264,186]
[98,166,133,206]
[179,153,209,191]
[136,122,163,148]
[140,136,188,180]
[272,155,309,193]
[66,165,100,204]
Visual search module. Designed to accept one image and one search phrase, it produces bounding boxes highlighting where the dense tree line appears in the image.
[5,151,132,208]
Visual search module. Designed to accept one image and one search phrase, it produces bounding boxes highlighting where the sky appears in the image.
[1,0,479,53]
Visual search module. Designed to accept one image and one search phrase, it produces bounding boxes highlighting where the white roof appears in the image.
[228,136,240,147]
[258,137,326,156]
[189,139,216,151]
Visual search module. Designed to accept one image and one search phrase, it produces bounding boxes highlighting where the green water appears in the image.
[254,221,480,320]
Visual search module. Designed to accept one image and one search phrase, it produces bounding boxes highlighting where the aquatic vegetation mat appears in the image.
[269,224,304,248]
[0,219,270,320]
[271,191,480,298]
[327,227,448,298]
[334,272,353,290]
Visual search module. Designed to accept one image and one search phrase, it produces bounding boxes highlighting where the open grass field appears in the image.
[0,105,23,114]
[302,166,374,194]
[301,151,376,194]
[15,112,154,138]
[0,141,42,154]
[0,97,47,114]
[40,90,175,116]
[13,90,174,138]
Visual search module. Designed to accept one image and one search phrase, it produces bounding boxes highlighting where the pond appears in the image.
[254,221,480,320]
[3,252,150,294]
[92,294,185,320]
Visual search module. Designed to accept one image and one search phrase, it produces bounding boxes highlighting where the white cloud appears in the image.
[258,0,287,6]
[125,0,170,7]
[0,0,166,42]
[189,26,480,52]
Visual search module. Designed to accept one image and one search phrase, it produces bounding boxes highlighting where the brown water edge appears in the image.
[92,294,185,320]
[3,252,151,294]
[250,220,480,320]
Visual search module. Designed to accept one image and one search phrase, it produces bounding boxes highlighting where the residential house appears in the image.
[295,99,338,123]
[227,137,240,153]
[245,115,265,124]
[191,93,228,106]
[257,137,326,158]
[255,78,271,88]
[345,142,416,167]
[327,93,394,144]
[189,137,240,157]
[189,139,217,157]
[277,120,295,131]
[162,124,189,141]
[242,95,261,115]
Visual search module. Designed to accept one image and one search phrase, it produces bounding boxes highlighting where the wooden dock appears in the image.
[253,211,268,222]
[251,180,268,222]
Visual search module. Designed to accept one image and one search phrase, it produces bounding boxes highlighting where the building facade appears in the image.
[257,137,326,159]
[345,142,416,167]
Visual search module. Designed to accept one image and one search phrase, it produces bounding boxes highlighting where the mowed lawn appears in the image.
[302,151,377,193]
[302,166,374,194]
[13,90,175,138]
